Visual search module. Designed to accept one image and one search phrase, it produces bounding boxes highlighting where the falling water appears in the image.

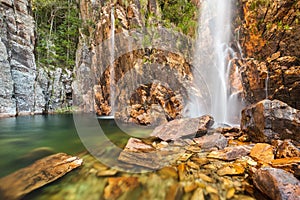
[265,68,269,99]
[110,6,115,115]
[189,0,242,125]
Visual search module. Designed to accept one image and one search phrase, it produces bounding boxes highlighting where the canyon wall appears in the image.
[0,0,72,117]
[74,0,195,125]
[1,0,299,119]
[237,0,300,109]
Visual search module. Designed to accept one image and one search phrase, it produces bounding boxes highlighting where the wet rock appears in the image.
[217,163,245,176]
[0,153,82,200]
[241,99,300,143]
[123,138,155,152]
[190,157,209,166]
[207,145,253,161]
[273,140,300,158]
[151,115,214,141]
[193,133,228,150]
[118,140,184,170]
[271,157,300,177]
[166,183,183,200]
[191,188,205,200]
[253,167,300,200]
[158,166,178,180]
[250,143,274,164]
[103,177,139,200]
[97,169,118,177]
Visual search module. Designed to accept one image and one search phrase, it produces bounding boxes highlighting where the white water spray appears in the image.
[189,0,242,125]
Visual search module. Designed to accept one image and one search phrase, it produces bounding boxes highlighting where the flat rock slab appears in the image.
[253,167,300,200]
[193,133,228,150]
[118,138,185,170]
[207,145,253,161]
[0,153,83,200]
[150,115,214,141]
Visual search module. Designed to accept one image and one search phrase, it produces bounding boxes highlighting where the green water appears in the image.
[0,114,151,178]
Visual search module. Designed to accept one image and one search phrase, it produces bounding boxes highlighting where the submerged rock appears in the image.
[253,167,300,200]
[241,99,300,143]
[0,153,82,200]
[150,115,214,141]
[103,177,140,200]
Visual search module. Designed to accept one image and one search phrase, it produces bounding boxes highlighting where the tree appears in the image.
[32,0,80,70]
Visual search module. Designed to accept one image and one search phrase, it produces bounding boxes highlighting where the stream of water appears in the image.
[0,114,133,178]
[190,0,242,125]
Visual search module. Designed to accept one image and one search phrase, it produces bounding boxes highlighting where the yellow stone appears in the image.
[190,157,209,166]
[184,182,198,193]
[250,143,274,164]
[197,173,214,183]
[206,185,218,195]
[158,166,178,179]
[226,187,235,199]
[97,169,118,177]
[191,188,205,200]
[187,161,200,170]
[177,163,186,181]
[217,163,245,176]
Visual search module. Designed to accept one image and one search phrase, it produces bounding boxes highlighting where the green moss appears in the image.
[157,0,198,37]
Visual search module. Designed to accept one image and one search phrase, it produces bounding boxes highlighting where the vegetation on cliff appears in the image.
[32,0,80,70]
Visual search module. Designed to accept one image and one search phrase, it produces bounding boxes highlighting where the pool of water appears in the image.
[0,114,152,178]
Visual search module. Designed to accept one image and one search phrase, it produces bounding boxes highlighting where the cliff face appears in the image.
[0,0,36,117]
[0,0,73,117]
[238,0,300,109]
[74,0,194,124]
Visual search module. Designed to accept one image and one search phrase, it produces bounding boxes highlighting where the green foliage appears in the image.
[32,0,80,70]
[157,0,197,37]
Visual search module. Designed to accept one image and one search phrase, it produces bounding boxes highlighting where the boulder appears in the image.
[193,133,228,150]
[241,99,300,143]
[0,153,83,200]
[150,115,214,141]
[253,167,300,200]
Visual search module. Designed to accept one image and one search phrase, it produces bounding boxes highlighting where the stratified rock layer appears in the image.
[238,0,300,109]
[241,99,300,143]
[0,0,73,117]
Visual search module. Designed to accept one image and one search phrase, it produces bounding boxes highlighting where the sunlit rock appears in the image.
[0,153,82,200]
[207,145,253,161]
[250,143,274,164]
[193,133,228,150]
[253,167,300,200]
[241,99,300,143]
[151,115,214,141]
[103,177,140,200]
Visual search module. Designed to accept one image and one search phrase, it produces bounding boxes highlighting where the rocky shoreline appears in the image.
[0,99,299,200]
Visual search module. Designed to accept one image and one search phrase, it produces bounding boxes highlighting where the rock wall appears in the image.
[237,0,300,109]
[0,0,73,117]
[74,0,195,124]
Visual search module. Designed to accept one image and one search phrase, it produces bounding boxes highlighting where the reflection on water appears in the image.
[0,114,151,178]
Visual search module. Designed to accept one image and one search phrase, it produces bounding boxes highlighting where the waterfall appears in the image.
[110,6,115,115]
[189,0,242,125]
[265,67,269,99]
